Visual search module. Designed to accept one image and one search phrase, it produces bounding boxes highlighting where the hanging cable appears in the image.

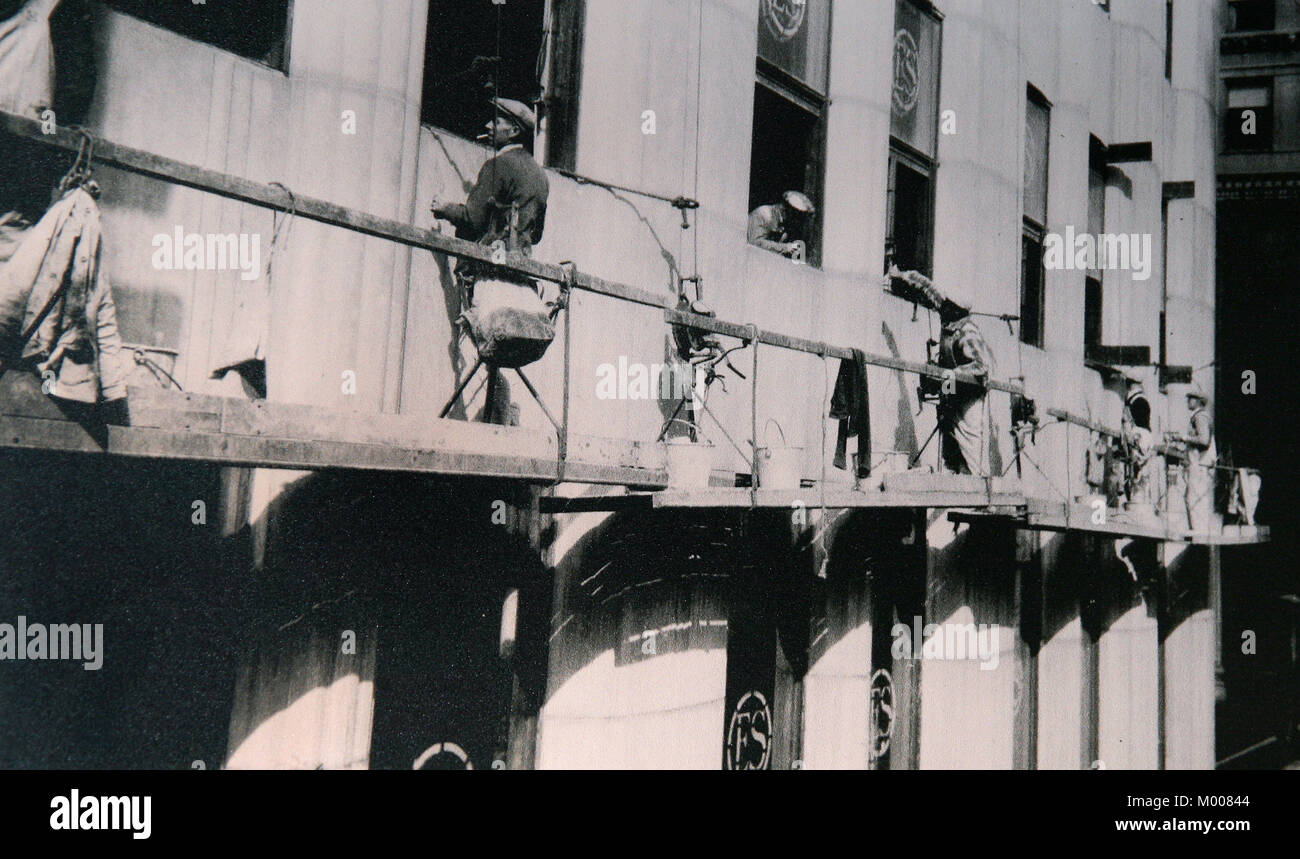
[266,181,297,277]
[53,127,97,201]
[691,0,704,284]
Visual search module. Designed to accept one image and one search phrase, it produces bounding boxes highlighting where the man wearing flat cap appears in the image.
[748,190,815,260]
[432,96,549,256]
[1174,384,1217,532]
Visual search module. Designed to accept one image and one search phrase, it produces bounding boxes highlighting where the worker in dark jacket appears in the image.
[747,190,814,259]
[432,97,548,256]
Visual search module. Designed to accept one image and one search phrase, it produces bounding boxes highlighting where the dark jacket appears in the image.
[830,348,871,478]
[439,144,548,251]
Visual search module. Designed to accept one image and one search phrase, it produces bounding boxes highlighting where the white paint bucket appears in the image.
[122,343,181,390]
[661,420,715,488]
[754,419,802,489]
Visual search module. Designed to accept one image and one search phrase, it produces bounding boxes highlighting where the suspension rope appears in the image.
[691,0,704,285]
[819,350,828,521]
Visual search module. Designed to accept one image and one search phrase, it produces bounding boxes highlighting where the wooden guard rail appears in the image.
[3,110,1023,395]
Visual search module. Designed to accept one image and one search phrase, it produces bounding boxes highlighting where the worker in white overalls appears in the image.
[886,265,994,476]
[1178,385,1217,533]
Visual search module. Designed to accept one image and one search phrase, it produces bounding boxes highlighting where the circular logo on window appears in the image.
[868,668,895,763]
[725,690,773,770]
[761,0,808,43]
[412,741,474,770]
[891,29,921,117]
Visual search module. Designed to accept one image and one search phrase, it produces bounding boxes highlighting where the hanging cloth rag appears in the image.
[0,183,128,402]
[0,0,60,118]
[829,347,871,478]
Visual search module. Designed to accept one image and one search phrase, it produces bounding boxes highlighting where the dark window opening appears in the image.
[421,0,580,170]
[748,0,831,266]
[423,0,545,143]
[1228,0,1276,32]
[1224,78,1273,152]
[748,79,826,266]
[1164,0,1173,80]
[886,150,934,277]
[1021,86,1050,347]
[884,0,941,289]
[1085,275,1103,351]
[1085,136,1106,351]
[1020,230,1046,348]
[98,0,291,69]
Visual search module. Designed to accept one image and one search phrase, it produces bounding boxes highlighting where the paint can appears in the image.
[754,419,802,489]
[661,419,715,488]
[123,343,181,390]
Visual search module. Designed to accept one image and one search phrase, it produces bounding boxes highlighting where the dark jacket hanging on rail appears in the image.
[830,348,871,479]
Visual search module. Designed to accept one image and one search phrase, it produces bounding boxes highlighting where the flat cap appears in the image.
[491,97,536,134]
[783,190,815,214]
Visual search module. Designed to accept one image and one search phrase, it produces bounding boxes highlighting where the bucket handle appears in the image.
[759,417,787,449]
[659,417,710,444]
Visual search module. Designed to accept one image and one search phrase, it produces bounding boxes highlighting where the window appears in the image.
[1227,0,1276,32]
[1084,136,1106,351]
[422,0,583,169]
[1224,78,1273,152]
[99,0,291,69]
[540,0,584,171]
[1020,87,1050,348]
[1170,0,1180,80]
[748,0,832,265]
[885,0,941,281]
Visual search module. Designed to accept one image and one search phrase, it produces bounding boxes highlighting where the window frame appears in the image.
[540,0,585,171]
[419,0,581,170]
[885,138,938,278]
[747,2,834,268]
[1020,85,1051,348]
[1084,135,1107,352]
[884,0,942,284]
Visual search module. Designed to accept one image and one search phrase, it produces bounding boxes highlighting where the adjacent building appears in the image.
[1215,0,1299,768]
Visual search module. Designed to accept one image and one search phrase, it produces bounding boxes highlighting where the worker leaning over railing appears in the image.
[886,263,996,477]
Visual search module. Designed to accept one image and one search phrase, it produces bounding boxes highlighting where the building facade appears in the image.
[0,0,1264,769]
[1215,0,1299,768]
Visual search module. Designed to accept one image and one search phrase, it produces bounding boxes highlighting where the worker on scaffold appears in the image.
[432,96,549,268]
[887,263,996,476]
